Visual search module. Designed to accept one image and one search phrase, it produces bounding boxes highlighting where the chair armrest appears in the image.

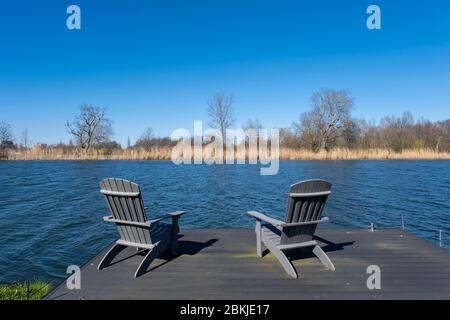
[247,211,285,227]
[103,215,151,228]
[283,217,330,227]
[146,214,171,224]
[103,211,186,227]
[147,211,186,224]
[169,210,186,217]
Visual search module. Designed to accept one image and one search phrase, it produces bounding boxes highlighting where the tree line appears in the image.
[282,89,450,152]
[1,88,449,154]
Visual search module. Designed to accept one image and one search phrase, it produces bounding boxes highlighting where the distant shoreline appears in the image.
[3,147,450,161]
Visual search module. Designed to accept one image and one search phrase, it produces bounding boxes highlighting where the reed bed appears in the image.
[4,146,450,161]
[5,146,173,160]
[279,147,450,160]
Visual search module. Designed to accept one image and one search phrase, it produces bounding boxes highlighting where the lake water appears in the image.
[0,160,449,284]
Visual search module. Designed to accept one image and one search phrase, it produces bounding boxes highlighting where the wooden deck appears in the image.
[46,228,450,300]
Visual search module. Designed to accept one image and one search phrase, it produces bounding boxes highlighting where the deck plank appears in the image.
[46,228,450,300]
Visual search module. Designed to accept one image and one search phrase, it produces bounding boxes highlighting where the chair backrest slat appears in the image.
[100,178,152,245]
[280,179,331,245]
[122,179,150,244]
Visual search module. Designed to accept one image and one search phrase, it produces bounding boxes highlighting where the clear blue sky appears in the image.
[0,0,449,146]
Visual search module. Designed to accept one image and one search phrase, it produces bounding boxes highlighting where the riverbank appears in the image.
[0,281,51,300]
[3,147,450,160]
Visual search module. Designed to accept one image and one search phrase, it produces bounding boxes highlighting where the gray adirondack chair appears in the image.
[98,178,186,277]
[247,179,335,278]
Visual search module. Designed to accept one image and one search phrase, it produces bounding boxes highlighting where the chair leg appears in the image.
[255,219,262,257]
[312,245,335,271]
[98,243,127,270]
[134,247,158,278]
[171,216,180,256]
[263,239,297,278]
[134,242,168,278]
[171,238,178,256]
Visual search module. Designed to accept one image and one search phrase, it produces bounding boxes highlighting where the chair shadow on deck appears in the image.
[108,235,219,276]
[262,235,355,261]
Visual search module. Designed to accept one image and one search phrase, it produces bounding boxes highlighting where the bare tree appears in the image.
[0,121,13,143]
[293,112,321,150]
[20,129,30,148]
[242,118,264,131]
[437,119,450,152]
[295,89,354,151]
[207,92,235,140]
[243,118,264,141]
[380,111,415,151]
[134,127,155,150]
[240,118,265,157]
[279,127,302,148]
[66,105,113,151]
[340,118,361,148]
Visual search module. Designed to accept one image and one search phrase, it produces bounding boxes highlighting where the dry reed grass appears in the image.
[278,147,450,160]
[4,146,450,161]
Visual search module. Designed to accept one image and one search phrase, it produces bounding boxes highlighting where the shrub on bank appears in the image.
[0,281,51,300]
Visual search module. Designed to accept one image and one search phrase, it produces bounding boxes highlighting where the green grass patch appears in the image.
[0,281,52,300]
